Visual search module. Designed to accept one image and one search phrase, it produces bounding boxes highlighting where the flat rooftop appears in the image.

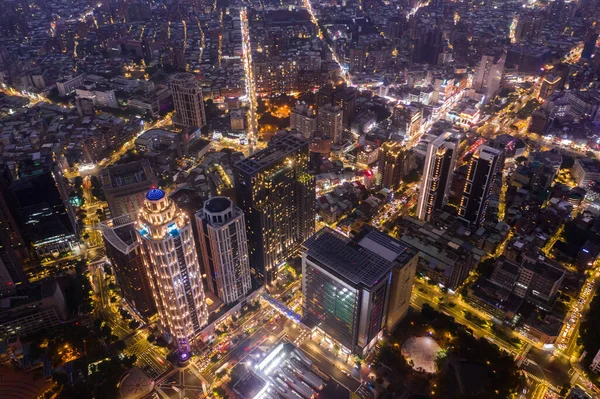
[234,135,308,175]
[302,227,395,288]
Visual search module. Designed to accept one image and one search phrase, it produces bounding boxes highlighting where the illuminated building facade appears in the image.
[136,189,208,352]
[458,145,502,226]
[539,74,562,99]
[417,133,457,222]
[170,72,206,129]
[234,135,315,286]
[195,197,252,305]
[302,227,417,356]
[392,104,422,139]
[378,142,415,191]
[100,214,156,319]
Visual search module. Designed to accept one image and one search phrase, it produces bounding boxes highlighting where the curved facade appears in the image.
[136,189,207,352]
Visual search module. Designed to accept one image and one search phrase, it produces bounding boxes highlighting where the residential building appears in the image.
[170,73,207,130]
[392,105,422,139]
[472,55,504,102]
[136,188,208,352]
[317,104,343,145]
[573,158,600,187]
[100,214,156,319]
[378,142,415,191]
[458,146,502,226]
[101,160,158,218]
[302,227,417,355]
[56,75,84,96]
[195,197,252,305]
[290,102,317,139]
[234,135,315,286]
[417,133,457,222]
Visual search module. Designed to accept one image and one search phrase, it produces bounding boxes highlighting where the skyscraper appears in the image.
[136,188,208,352]
[378,142,415,191]
[195,197,252,305]
[101,160,158,218]
[170,72,207,130]
[417,133,457,222]
[100,214,157,319]
[317,104,343,145]
[302,227,417,355]
[234,135,315,286]
[458,146,502,226]
[473,55,504,102]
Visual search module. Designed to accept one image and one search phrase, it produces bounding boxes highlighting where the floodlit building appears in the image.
[234,135,315,286]
[417,133,457,222]
[378,142,415,191]
[136,188,208,352]
[195,197,252,305]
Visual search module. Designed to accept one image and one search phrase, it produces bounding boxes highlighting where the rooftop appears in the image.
[234,135,308,175]
[302,227,396,288]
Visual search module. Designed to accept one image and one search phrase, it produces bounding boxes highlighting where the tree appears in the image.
[114,340,127,351]
[515,156,528,164]
[477,257,496,278]
[128,320,139,330]
[147,334,156,343]
[211,354,219,362]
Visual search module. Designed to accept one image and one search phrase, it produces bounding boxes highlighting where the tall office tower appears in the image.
[234,135,315,286]
[472,54,504,102]
[101,160,158,217]
[290,102,317,139]
[5,164,78,258]
[457,146,502,227]
[417,133,457,222]
[100,214,157,319]
[136,188,208,352]
[170,72,206,130]
[378,142,415,191]
[195,197,252,305]
[317,104,343,145]
[302,227,417,355]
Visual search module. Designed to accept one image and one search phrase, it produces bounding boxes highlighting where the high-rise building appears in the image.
[378,142,415,191]
[170,73,207,130]
[392,105,422,139]
[514,14,544,42]
[539,74,562,99]
[457,146,502,226]
[136,188,208,352]
[417,133,457,222]
[317,104,343,145]
[302,227,417,355]
[234,135,315,286]
[100,214,157,319]
[195,197,252,305]
[5,165,78,258]
[101,160,158,218]
[317,85,357,129]
[290,102,317,139]
[472,55,504,102]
